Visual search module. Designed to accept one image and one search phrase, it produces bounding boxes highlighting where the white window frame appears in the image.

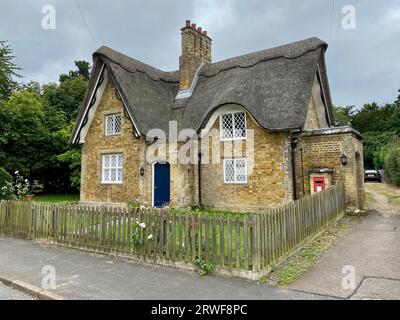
[101,154,123,184]
[219,111,247,141]
[105,114,122,136]
[223,158,248,184]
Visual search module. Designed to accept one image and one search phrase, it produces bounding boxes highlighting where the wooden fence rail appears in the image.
[0,183,345,278]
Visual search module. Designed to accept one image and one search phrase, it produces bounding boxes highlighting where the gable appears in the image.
[71,64,141,144]
[303,74,330,131]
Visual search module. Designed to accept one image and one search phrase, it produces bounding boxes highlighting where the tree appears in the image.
[45,61,89,122]
[0,91,47,175]
[59,60,91,82]
[333,106,355,126]
[362,132,398,169]
[0,41,90,193]
[17,81,42,95]
[0,41,21,100]
[384,143,400,186]
[57,123,81,189]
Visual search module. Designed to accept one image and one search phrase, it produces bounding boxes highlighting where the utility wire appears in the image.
[328,0,336,43]
[73,0,97,49]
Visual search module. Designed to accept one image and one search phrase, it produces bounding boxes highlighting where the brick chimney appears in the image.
[179,20,212,91]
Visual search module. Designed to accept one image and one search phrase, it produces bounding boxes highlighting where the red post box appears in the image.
[313,176,325,193]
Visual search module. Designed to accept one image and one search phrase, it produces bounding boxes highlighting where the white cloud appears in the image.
[192,0,237,31]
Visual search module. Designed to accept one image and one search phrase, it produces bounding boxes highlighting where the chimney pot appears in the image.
[203,30,208,37]
[197,27,202,33]
[191,23,196,29]
[185,20,191,27]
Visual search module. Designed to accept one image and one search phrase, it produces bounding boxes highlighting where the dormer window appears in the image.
[105,114,122,136]
[220,112,247,141]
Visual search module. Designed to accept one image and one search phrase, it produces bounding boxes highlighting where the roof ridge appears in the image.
[94,46,179,83]
[94,37,326,83]
[200,37,327,78]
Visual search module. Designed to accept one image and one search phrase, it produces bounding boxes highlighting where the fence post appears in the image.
[250,214,260,272]
[100,206,106,243]
[31,203,37,239]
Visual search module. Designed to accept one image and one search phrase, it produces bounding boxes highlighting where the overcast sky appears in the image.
[0,0,399,108]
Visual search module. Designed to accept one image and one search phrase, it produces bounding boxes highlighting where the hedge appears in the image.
[384,144,400,186]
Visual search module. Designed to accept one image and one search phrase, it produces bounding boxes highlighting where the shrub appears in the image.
[384,144,400,186]
[0,170,44,200]
[0,167,12,199]
[195,258,214,276]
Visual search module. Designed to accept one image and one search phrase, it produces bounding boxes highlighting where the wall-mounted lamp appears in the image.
[139,166,145,176]
[340,154,348,166]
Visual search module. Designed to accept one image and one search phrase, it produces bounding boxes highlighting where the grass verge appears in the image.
[365,192,375,203]
[261,214,363,287]
[365,182,400,206]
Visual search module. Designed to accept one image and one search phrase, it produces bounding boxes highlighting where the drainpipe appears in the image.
[290,137,299,201]
[198,151,202,207]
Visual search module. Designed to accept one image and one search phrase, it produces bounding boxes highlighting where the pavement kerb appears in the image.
[0,276,64,300]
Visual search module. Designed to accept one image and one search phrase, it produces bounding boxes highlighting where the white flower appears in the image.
[139,222,146,229]
[15,170,19,174]
[25,179,28,182]
[147,234,153,240]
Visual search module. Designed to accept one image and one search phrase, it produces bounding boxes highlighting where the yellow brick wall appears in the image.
[81,80,196,207]
[200,114,292,213]
[295,131,365,209]
[80,81,141,203]
[80,81,364,210]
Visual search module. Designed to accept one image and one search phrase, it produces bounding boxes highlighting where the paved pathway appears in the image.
[289,183,400,299]
[0,236,328,300]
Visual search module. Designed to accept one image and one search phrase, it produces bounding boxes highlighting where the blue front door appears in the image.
[153,162,170,208]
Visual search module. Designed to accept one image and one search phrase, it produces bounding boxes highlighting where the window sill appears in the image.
[223,182,248,185]
[104,133,122,137]
[220,137,247,142]
[101,182,123,185]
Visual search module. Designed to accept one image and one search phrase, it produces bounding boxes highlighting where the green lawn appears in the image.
[33,193,80,203]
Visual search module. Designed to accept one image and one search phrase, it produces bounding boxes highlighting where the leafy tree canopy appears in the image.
[0,41,21,100]
[0,41,90,192]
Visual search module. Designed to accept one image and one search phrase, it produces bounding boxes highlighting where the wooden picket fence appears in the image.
[0,183,345,278]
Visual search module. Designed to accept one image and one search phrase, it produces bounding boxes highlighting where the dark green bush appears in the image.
[0,167,12,199]
[384,144,400,186]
